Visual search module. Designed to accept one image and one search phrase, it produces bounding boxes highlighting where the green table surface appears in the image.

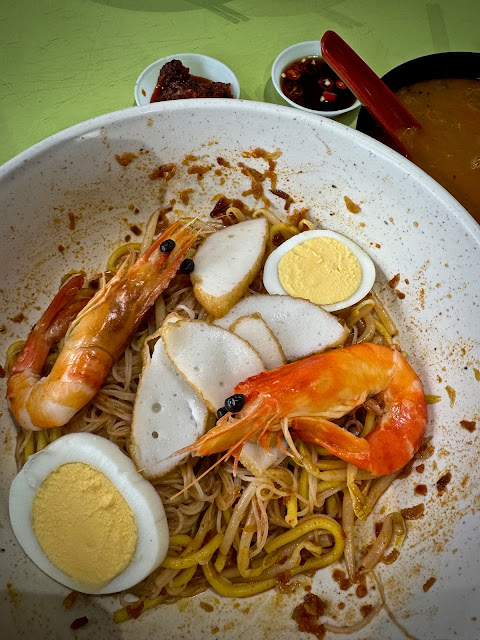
[1,0,479,167]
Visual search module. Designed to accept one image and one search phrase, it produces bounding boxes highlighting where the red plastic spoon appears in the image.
[321,30,422,159]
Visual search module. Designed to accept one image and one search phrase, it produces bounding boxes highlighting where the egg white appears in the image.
[9,432,169,594]
[263,230,376,312]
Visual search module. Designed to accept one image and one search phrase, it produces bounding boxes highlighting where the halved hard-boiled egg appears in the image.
[263,230,375,312]
[9,432,169,594]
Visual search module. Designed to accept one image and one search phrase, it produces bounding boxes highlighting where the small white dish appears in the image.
[271,40,360,118]
[135,53,240,106]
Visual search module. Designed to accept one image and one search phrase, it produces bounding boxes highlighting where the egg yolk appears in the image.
[32,462,137,588]
[278,237,362,305]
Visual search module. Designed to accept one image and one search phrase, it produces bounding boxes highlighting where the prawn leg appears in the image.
[291,416,370,467]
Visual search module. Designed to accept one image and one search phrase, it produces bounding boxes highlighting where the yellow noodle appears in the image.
[23,432,35,463]
[285,493,298,528]
[36,431,49,452]
[264,516,344,554]
[371,290,398,336]
[203,562,277,597]
[107,243,141,272]
[374,319,393,345]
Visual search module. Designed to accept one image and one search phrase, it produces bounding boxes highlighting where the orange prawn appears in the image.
[181,343,427,476]
[7,221,196,431]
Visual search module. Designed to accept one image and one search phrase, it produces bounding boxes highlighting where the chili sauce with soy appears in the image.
[280,56,356,112]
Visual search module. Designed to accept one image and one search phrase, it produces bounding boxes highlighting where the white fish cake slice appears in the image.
[230,313,285,370]
[162,319,265,412]
[130,330,208,480]
[191,217,268,318]
[215,294,347,361]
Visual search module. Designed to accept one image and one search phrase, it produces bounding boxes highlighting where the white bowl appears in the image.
[271,40,361,117]
[134,53,240,106]
[1,100,480,640]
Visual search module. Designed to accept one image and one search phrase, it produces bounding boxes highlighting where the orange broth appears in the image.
[396,78,480,223]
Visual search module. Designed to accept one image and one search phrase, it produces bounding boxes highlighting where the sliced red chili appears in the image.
[284,82,303,98]
[323,91,337,103]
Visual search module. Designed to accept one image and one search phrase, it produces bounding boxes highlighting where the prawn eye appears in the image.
[216,406,228,420]
[160,239,176,253]
[224,394,245,413]
[180,258,195,274]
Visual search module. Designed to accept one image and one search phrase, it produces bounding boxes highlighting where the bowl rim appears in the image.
[271,40,361,118]
[1,98,478,238]
[134,53,241,106]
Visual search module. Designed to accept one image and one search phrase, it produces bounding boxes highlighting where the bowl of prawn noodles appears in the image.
[1,98,480,640]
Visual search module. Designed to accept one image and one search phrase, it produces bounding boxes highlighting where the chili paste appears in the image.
[150,60,233,102]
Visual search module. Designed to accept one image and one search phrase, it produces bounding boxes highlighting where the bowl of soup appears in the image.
[356,52,480,224]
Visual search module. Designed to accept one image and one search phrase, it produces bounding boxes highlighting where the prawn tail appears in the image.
[291,416,371,469]
[8,274,87,378]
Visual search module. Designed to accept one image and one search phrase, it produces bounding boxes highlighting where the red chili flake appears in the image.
[336,79,347,90]
[417,442,435,459]
[423,577,436,592]
[332,569,352,591]
[360,604,373,618]
[187,164,211,180]
[304,593,326,616]
[68,211,77,230]
[126,600,145,619]
[63,590,78,610]
[179,188,195,205]
[216,156,231,168]
[292,593,327,640]
[397,458,415,479]
[9,313,25,323]
[344,195,361,213]
[401,503,425,520]
[415,484,428,496]
[275,570,292,589]
[383,548,400,565]
[270,188,294,210]
[272,232,285,247]
[181,154,198,165]
[148,163,177,183]
[70,616,88,630]
[436,471,451,495]
[356,585,368,598]
[460,420,476,432]
[288,207,310,227]
[115,152,138,167]
[388,273,401,289]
